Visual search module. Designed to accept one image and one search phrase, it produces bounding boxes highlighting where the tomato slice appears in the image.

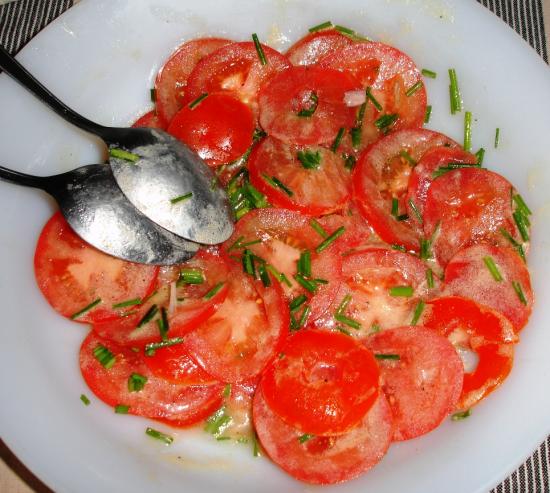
[319,42,427,151]
[313,247,438,337]
[420,296,516,409]
[222,208,343,325]
[154,37,232,126]
[183,266,289,383]
[183,41,290,116]
[352,129,459,251]
[80,331,224,426]
[253,387,392,485]
[260,330,379,435]
[132,110,166,129]
[424,168,517,266]
[444,244,533,332]
[364,325,463,441]
[167,92,254,167]
[34,212,158,324]
[285,29,355,66]
[248,136,352,215]
[93,249,230,345]
[258,66,359,146]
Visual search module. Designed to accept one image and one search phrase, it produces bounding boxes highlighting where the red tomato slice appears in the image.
[364,325,463,441]
[424,168,517,266]
[184,266,289,383]
[222,208,343,325]
[167,92,254,167]
[405,147,477,226]
[253,387,392,485]
[34,212,158,324]
[285,29,355,66]
[258,66,359,146]
[183,41,290,116]
[132,110,166,129]
[313,247,438,337]
[154,37,232,126]
[93,249,230,345]
[319,42,427,151]
[420,296,516,409]
[352,129,460,251]
[260,330,379,435]
[80,331,224,426]
[248,136,352,215]
[444,244,533,332]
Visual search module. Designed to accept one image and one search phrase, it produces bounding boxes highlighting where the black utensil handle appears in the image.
[0,45,109,138]
[0,165,48,191]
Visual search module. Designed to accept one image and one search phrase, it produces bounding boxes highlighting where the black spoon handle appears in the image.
[0,45,109,139]
[0,165,50,191]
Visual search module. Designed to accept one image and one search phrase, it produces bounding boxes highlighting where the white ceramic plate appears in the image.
[1,1,549,492]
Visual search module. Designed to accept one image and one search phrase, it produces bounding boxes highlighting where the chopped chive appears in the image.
[424,105,432,124]
[109,148,140,163]
[334,313,361,330]
[475,148,485,165]
[290,294,308,312]
[242,249,256,277]
[392,244,406,252]
[421,68,437,78]
[298,305,311,328]
[128,372,148,392]
[179,268,205,285]
[391,198,399,217]
[312,278,328,285]
[115,404,129,414]
[253,432,261,457]
[408,199,423,224]
[223,383,232,398]
[350,126,362,148]
[261,173,294,196]
[150,88,156,102]
[298,433,315,444]
[331,128,346,152]
[297,149,321,169]
[494,128,500,148]
[419,238,431,259]
[400,150,417,166]
[389,285,414,297]
[500,228,526,262]
[70,298,102,320]
[297,92,319,117]
[333,25,369,41]
[513,211,530,241]
[112,298,141,309]
[334,24,355,35]
[448,68,462,114]
[80,394,91,406]
[336,294,352,315]
[370,323,381,333]
[374,113,398,133]
[136,304,158,328]
[365,87,383,111]
[252,33,267,65]
[144,337,184,355]
[266,264,292,287]
[464,111,472,152]
[294,274,318,293]
[432,162,479,178]
[258,263,271,287]
[426,268,435,289]
[405,81,423,97]
[170,192,193,204]
[483,256,503,282]
[204,282,225,300]
[411,300,425,325]
[512,281,528,305]
[146,427,173,445]
[216,436,231,441]
[513,194,532,216]
[157,307,170,341]
[188,92,208,109]
[315,226,345,253]
[309,20,333,32]
[310,219,328,238]
[298,250,312,277]
[375,354,400,360]
[343,154,357,171]
[451,409,471,421]
[335,325,351,336]
[205,406,233,436]
[93,344,116,369]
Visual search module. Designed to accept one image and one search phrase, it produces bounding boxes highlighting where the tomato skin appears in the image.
[155,37,232,126]
[34,212,158,324]
[253,388,393,485]
[132,110,166,129]
[260,330,380,436]
[286,29,355,66]
[167,92,254,167]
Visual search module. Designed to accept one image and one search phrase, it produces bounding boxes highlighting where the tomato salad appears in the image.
[33,23,534,485]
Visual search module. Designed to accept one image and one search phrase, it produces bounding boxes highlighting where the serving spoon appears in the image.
[0,46,234,245]
[0,164,199,265]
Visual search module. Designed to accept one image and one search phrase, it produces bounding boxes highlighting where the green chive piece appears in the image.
[144,337,185,355]
[178,269,205,285]
[223,383,232,398]
[216,436,231,441]
[432,162,480,178]
[421,68,437,79]
[513,194,532,216]
[157,307,170,341]
[365,87,383,111]
[146,427,173,445]
[252,33,267,65]
[391,197,399,217]
[315,226,345,253]
[405,81,423,97]
[424,105,432,123]
[343,154,357,171]
[266,264,292,287]
[512,281,528,305]
[451,409,471,421]
[290,294,308,312]
[374,113,398,133]
[297,92,319,117]
[310,219,328,238]
[170,192,193,204]
[408,199,423,224]
[400,150,417,166]
[294,274,318,293]
[464,111,472,152]
[253,432,261,457]
[494,128,500,148]
[227,236,262,252]
[298,250,312,277]
[112,298,141,309]
[500,228,526,262]
[262,173,294,196]
[375,354,400,360]
[331,127,346,152]
[312,278,328,285]
[483,256,503,282]
[109,148,140,163]
[513,211,530,241]
[71,298,102,320]
[93,344,116,369]
[392,244,406,252]
[333,25,370,41]
[448,68,462,114]
[205,406,233,436]
[204,282,225,300]
[136,304,158,329]
[350,126,362,149]
[334,313,361,330]
[258,263,271,287]
[188,93,208,109]
[150,88,156,102]
[115,404,129,414]
[371,323,381,333]
[426,268,435,289]
[336,294,352,315]
[242,249,256,277]
[297,149,322,169]
[411,300,425,325]
[475,148,485,165]
[298,305,311,328]
[128,373,148,392]
[334,24,355,35]
[298,433,315,444]
[80,394,91,406]
[389,286,414,297]
[335,325,351,336]
[309,20,333,32]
